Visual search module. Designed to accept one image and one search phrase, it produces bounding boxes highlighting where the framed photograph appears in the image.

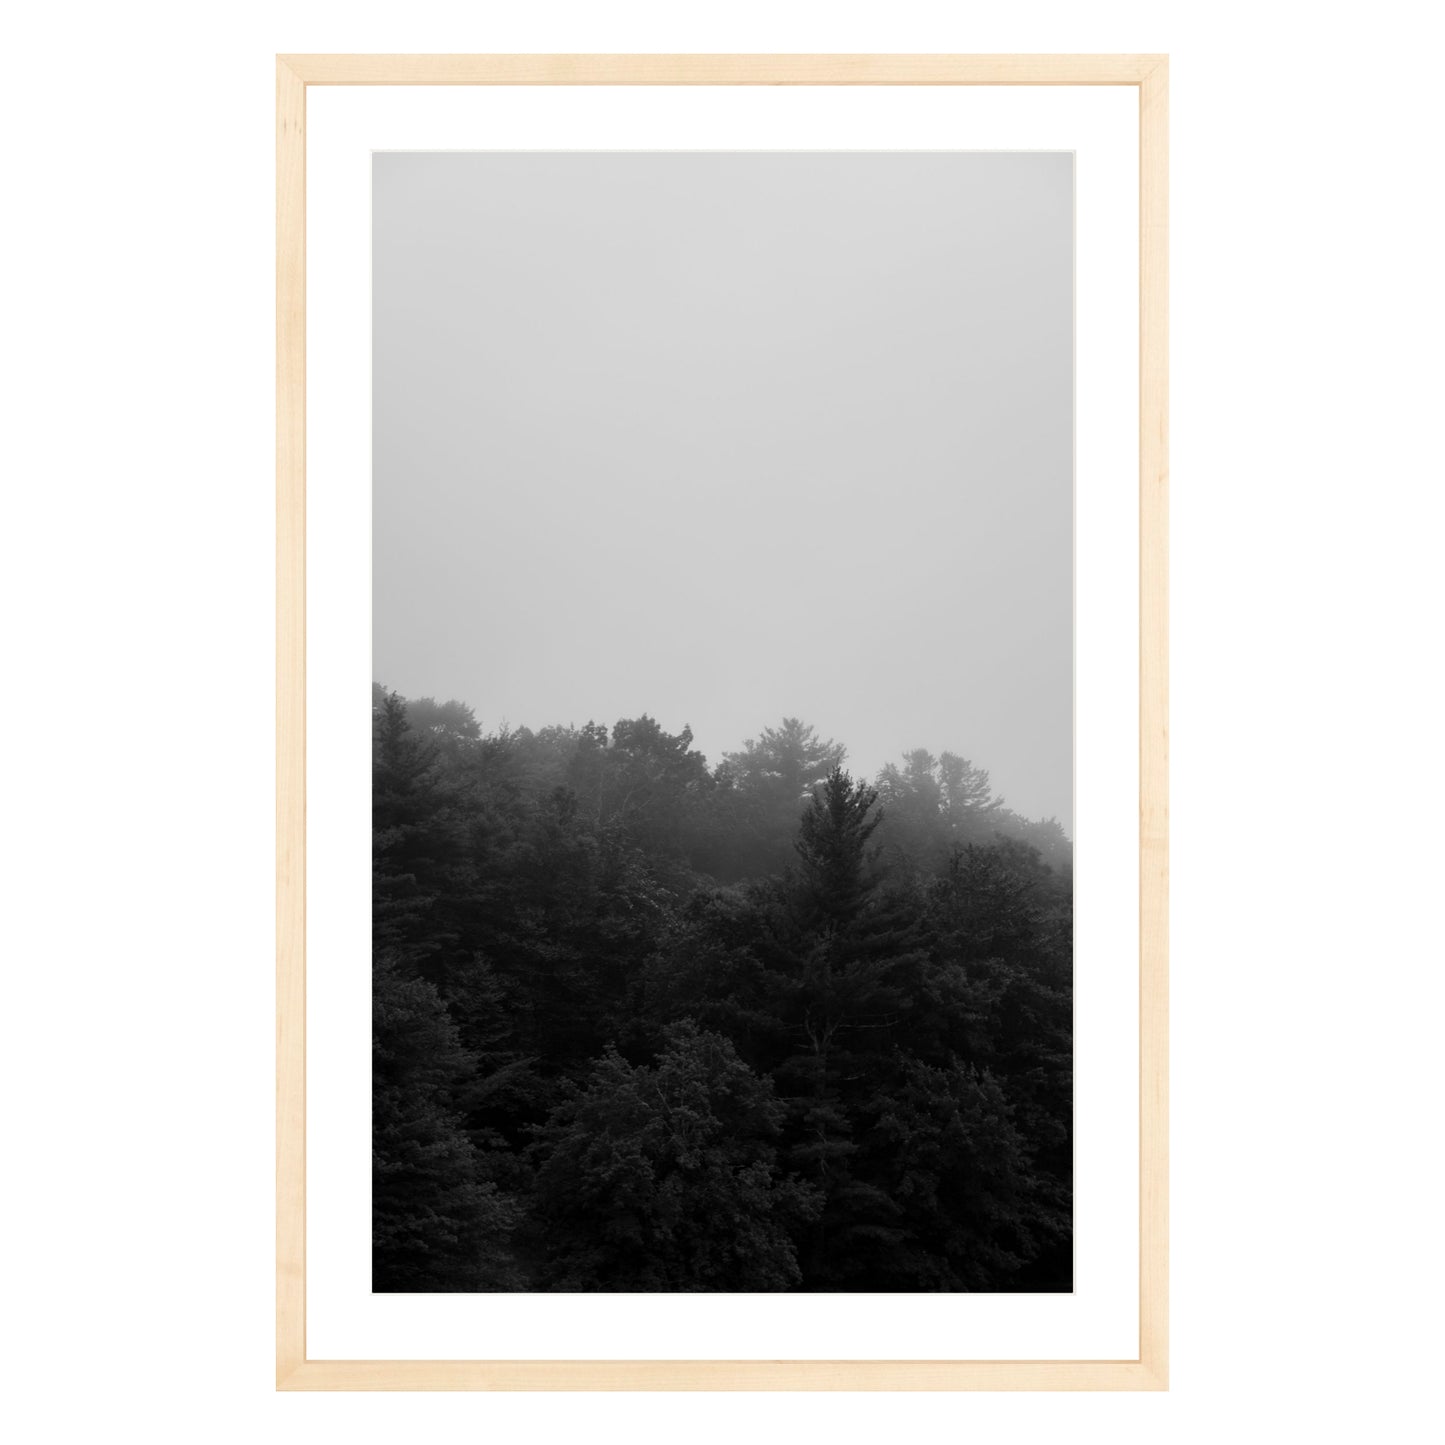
[277,53,1168,1391]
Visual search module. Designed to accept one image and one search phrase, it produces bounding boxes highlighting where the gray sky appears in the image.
[374,152,1073,829]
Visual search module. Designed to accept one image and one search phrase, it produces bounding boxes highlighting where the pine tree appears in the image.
[719,718,846,877]
[369,687,1074,1293]
[372,953,522,1291]
[372,689,466,964]
[875,748,1003,868]
[761,768,936,1286]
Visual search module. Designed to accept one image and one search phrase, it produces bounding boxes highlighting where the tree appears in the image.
[403,695,483,765]
[759,768,937,1285]
[369,685,1074,1293]
[793,765,884,923]
[528,1024,819,1290]
[373,953,522,1291]
[480,784,667,1072]
[574,715,714,863]
[924,841,1074,1286]
[869,1055,1041,1290]
[875,748,1002,869]
[719,718,846,877]
[636,886,782,1064]
[724,717,844,802]
[372,689,467,963]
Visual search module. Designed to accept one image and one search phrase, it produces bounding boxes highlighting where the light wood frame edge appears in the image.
[276,52,1168,1393]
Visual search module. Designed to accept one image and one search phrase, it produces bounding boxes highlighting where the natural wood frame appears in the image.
[276,52,1168,1392]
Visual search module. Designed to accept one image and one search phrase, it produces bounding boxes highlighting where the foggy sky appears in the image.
[374,152,1073,830]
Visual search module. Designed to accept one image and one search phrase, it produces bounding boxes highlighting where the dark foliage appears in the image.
[527,1023,820,1290]
[373,688,1072,1292]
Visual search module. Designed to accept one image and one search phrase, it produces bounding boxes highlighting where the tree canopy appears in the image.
[373,688,1073,1293]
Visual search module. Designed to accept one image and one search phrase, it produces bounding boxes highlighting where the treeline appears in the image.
[373,685,1072,1292]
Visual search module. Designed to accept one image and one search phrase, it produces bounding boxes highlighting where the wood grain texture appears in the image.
[274,52,1169,1392]
[277,1358,1164,1392]
[275,54,306,1390]
[1138,56,1170,1390]
[278,53,1166,87]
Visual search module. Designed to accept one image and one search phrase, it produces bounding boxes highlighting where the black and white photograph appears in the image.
[371,151,1075,1294]
[16,0,1445,1430]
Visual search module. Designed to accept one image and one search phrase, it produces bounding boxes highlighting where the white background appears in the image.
[306,84,1138,1361]
[4,0,1441,1441]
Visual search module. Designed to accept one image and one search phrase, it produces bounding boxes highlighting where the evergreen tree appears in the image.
[719,718,845,877]
[875,748,1002,868]
[370,688,1074,1294]
[760,768,935,1286]
[372,689,466,964]
[373,953,522,1291]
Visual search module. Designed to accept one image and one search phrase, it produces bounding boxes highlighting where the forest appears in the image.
[373,684,1073,1293]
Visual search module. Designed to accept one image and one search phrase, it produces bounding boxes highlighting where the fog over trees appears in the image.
[373,686,1072,1292]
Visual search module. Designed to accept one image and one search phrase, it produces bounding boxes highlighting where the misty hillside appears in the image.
[373,685,1073,1293]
